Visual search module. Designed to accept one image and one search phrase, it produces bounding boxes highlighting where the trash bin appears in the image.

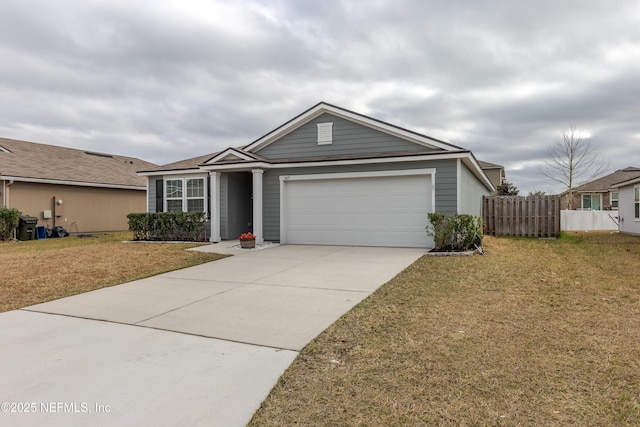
[36,225,47,240]
[17,216,38,241]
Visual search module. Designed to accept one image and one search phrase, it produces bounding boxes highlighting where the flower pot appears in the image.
[240,239,256,249]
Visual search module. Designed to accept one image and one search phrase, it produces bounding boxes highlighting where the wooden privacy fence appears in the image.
[483,195,561,238]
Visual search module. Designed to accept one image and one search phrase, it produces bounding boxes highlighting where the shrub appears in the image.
[0,208,22,241]
[426,213,482,251]
[127,212,208,242]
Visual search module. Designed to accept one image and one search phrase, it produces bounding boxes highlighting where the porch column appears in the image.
[252,169,264,244]
[209,172,221,242]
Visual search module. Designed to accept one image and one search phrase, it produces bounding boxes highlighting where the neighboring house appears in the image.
[478,160,506,194]
[559,167,640,210]
[612,174,640,235]
[138,102,495,248]
[0,137,156,233]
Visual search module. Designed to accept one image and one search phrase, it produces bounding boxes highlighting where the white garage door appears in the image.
[282,171,433,247]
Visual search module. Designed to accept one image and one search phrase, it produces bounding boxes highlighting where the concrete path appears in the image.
[0,243,424,426]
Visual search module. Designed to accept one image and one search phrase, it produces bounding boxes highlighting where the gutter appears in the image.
[0,176,145,191]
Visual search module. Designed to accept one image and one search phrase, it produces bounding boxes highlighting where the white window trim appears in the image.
[634,186,640,221]
[317,122,333,145]
[163,175,208,213]
[610,190,619,209]
[581,193,602,210]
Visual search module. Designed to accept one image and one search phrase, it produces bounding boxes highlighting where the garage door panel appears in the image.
[284,174,432,248]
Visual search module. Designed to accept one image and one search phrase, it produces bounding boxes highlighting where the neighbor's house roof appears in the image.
[561,167,640,195]
[478,160,504,170]
[612,170,640,189]
[0,137,156,190]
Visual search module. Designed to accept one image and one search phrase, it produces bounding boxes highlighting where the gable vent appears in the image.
[317,122,333,145]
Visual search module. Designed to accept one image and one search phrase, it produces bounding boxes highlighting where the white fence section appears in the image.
[561,210,619,231]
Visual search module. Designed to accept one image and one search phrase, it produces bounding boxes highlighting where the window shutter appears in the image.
[155,179,164,212]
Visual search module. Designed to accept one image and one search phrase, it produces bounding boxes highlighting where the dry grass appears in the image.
[0,233,227,312]
[250,232,640,426]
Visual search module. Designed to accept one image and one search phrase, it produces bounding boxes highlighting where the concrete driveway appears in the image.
[0,243,424,426]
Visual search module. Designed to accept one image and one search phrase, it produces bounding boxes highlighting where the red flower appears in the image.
[238,232,256,241]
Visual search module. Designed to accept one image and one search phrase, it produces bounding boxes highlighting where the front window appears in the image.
[166,179,183,212]
[582,194,601,210]
[635,187,639,219]
[186,178,205,212]
[611,191,619,209]
[165,177,206,212]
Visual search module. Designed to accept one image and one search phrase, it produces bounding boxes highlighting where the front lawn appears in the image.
[250,232,640,426]
[0,233,226,312]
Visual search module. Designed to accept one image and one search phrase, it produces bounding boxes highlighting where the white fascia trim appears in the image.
[204,148,255,164]
[244,103,456,152]
[0,176,146,190]
[200,161,272,172]
[612,176,640,188]
[138,169,203,177]
[202,152,469,172]
[245,104,327,152]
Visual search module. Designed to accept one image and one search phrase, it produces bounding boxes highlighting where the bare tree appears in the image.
[542,125,609,209]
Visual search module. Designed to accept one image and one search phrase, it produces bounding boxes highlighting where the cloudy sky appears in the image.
[1,0,639,194]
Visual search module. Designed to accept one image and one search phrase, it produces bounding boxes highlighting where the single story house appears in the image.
[612,174,640,235]
[559,167,640,210]
[138,102,495,248]
[0,137,156,233]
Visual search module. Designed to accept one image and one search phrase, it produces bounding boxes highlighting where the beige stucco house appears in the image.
[0,137,156,233]
[559,167,640,210]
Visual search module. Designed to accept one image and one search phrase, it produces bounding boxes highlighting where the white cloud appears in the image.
[1,0,640,193]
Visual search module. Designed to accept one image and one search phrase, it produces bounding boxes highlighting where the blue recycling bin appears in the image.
[36,225,47,240]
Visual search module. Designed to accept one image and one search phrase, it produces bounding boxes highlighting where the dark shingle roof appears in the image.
[0,137,156,188]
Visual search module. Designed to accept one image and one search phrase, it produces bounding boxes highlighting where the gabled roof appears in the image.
[137,102,495,191]
[0,137,156,189]
[568,167,640,193]
[243,102,464,153]
[203,147,263,165]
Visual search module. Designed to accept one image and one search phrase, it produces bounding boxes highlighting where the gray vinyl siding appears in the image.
[219,174,228,239]
[459,161,490,216]
[262,159,458,241]
[148,176,160,212]
[256,113,434,160]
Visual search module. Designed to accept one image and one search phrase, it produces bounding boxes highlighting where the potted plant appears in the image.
[238,232,256,249]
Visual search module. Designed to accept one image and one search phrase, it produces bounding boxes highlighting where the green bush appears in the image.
[0,208,22,241]
[426,213,482,251]
[127,212,208,242]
